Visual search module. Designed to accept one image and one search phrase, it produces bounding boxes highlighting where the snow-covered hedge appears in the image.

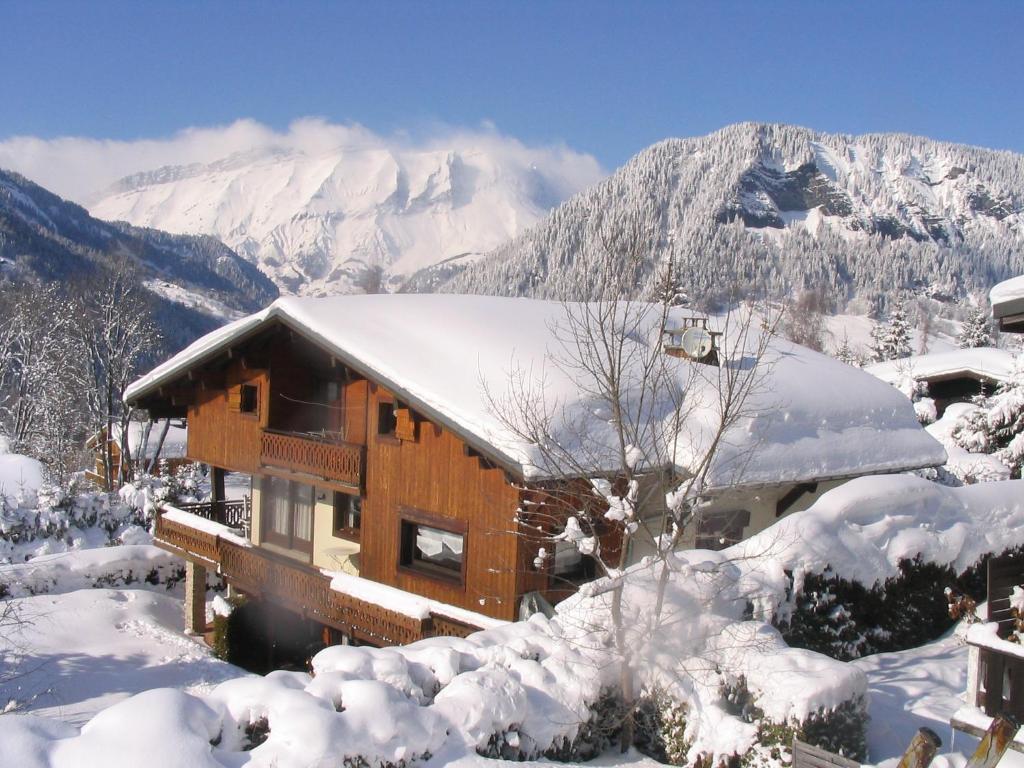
[0,459,203,565]
[724,475,1024,659]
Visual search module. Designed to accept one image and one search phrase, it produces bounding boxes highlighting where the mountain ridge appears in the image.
[0,168,279,347]
[440,122,1024,307]
[89,142,603,296]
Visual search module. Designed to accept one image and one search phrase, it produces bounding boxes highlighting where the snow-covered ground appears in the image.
[853,632,974,765]
[1,586,242,726]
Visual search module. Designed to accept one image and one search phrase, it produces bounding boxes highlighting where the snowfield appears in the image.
[5,474,1024,767]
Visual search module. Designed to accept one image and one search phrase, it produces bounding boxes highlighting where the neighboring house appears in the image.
[991,275,1024,333]
[865,348,1017,417]
[85,419,189,489]
[125,295,944,647]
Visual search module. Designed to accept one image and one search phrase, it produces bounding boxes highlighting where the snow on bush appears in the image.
[11,474,1024,767]
[0,458,203,565]
[723,475,1024,659]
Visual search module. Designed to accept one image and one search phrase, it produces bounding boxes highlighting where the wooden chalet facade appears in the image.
[127,294,946,651]
[128,317,573,645]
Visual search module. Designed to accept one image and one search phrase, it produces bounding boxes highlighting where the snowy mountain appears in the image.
[0,168,278,346]
[89,143,603,295]
[443,123,1024,307]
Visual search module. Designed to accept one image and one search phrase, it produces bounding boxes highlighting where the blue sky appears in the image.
[2,1,1022,170]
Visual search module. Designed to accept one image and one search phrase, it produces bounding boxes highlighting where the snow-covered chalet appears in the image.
[125,295,945,648]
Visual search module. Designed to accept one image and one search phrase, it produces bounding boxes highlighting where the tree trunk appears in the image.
[146,419,171,475]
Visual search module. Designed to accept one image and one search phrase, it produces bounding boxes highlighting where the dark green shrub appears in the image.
[778,546,1024,661]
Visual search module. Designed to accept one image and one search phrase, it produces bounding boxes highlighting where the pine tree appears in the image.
[953,356,1024,478]
[958,306,992,348]
[834,332,860,367]
[882,300,913,360]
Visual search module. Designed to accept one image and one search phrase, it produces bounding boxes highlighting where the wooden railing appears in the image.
[260,430,364,488]
[176,499,251,530]
[154,512,221,565]
[968,642,1024,721]
[153,508,479,646]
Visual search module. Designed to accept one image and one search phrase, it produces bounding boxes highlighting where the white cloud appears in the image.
[0,117,605,204]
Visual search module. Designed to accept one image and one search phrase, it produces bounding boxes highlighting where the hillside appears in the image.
[88,143,603,296]
[439,123,1024,308]
[0,168,278,346]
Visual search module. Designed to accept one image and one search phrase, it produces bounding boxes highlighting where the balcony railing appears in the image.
[153,507,481,646]
[260,429,364,489]
[176,499,251,531]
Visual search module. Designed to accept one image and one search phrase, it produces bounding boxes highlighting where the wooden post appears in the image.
[896,728,941,768]
[966,644,982,709]
[210,466,226,503]
[184,561,207,635]
[965,715,1020,768]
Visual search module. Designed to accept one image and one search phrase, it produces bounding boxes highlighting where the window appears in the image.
[695,509,751,551]
[377,401,397,436]
[261,476,314,554]
[551,540,596,585]
[333,492,362,541]
[400,518,465,583]
[240,383,259,414]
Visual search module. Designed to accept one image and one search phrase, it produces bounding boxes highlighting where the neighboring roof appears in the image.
[991,276,1024,307]
[865,348,1018,387]
[126,295,945,488]
[86,420,188,459]
[991,276,1024,331]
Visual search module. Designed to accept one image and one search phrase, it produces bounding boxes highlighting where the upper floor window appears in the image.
[333,492,362,542]
[378,401,397,436]
[239,384,259,414]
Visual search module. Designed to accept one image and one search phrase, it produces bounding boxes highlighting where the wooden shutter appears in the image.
[227,384,242,412]
[395,408,418,442]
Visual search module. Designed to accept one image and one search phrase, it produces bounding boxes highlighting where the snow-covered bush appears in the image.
[951,358,1024,477]
[0,460,201,564]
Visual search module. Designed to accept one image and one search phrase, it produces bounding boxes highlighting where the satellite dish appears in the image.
[680,327,714,360]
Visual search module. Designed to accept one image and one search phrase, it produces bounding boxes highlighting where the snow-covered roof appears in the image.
[991,275,1024,306]
[126,295,945,488]
[87,420,188,459]
[118,420,188,459]
[865,348,1017,386]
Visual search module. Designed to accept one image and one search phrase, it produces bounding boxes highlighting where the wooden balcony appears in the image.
[260,430,364,490]
[176,499,251,530]
[952,552,1024,750]
[153,506,483,646]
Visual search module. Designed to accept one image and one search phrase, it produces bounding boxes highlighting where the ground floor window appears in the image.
[550,539,597,585]
[695,509,750,551]
[333,492,362,541]
[399,515,465,583]
[261,476,314,554]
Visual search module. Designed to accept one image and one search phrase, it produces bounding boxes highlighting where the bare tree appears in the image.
[70,263,162,489]
[0,283,89,480]
[781,288,827,352]
[486,227,779,749]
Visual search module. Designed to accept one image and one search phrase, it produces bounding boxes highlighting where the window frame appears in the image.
[694,509,751,551]
[239,383,260,417]
[377,400,398,439]
[260,476,315,556]
[332,491,362,542]
[397,508,467,587]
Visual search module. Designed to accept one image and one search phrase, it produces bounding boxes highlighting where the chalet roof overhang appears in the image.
[126,309,533,480]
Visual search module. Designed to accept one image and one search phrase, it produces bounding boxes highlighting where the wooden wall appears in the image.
[358,383,524,621]
[186,362,268,474]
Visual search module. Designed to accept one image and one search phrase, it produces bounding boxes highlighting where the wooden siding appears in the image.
[358,383,523,621]
[186,363,268,473]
